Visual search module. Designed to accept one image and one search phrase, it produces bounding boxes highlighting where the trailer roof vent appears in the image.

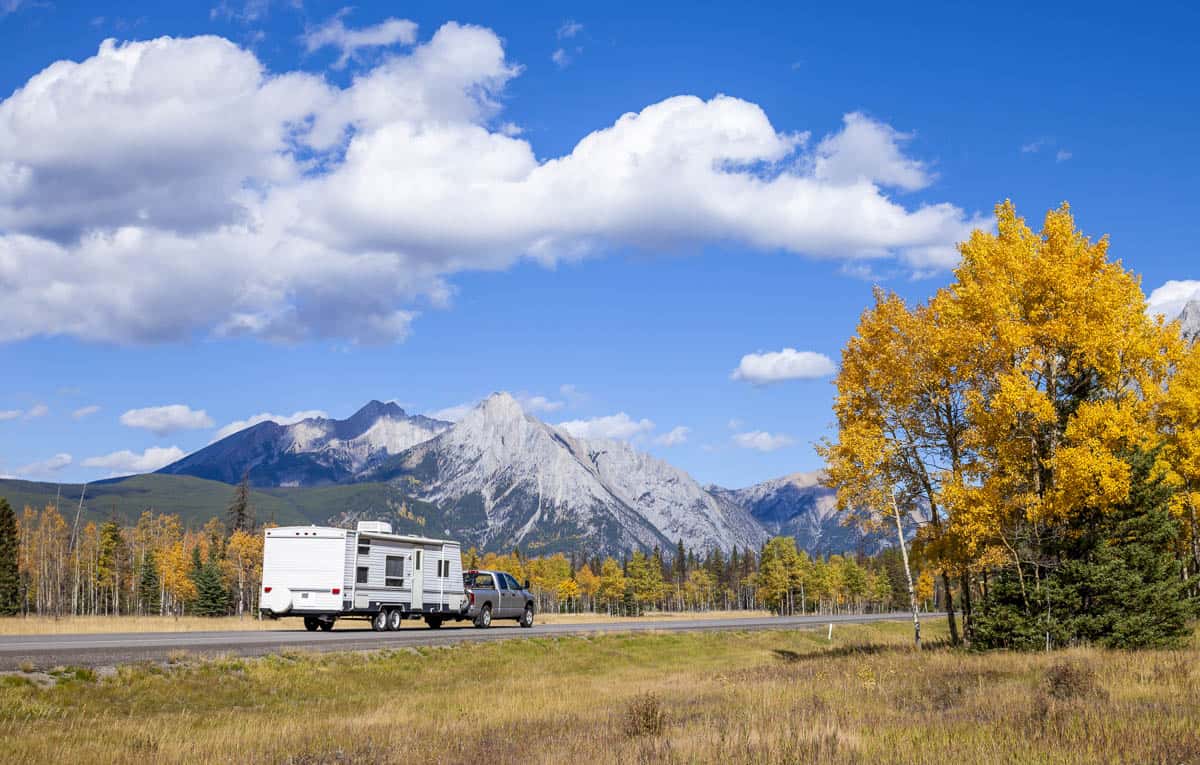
[357,521,392,534]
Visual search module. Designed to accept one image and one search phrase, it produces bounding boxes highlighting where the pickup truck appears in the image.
[463,569,535,628]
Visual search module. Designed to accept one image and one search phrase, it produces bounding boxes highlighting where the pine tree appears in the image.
[0,498,20,616]
[191,546,228,617]
[672,539,686,585]
[138,551,162,615]
[226,472,254,532]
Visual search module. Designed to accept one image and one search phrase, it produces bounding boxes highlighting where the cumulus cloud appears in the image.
[517,394,565,414]
[654,426,690,447]
[214,409,327,440]
[551,48,572,68]
[1147,280,1200,319]
[120,404,214,435]
[17,452,72,476]
[71,405,101,420]
[732,430,795,452]
[429,402,474,423]
[82,445,186,475]
[0,27,980,346]
[24,403,48,419]
[556,412,655,441]
[1055,149,1072,162]
[731,348,836,384]
[557,21,583,39]
[303,10,418,68]
[0,409,20,421]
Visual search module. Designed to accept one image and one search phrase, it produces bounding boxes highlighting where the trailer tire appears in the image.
[474,604,492,629]
[387,609,403,631]
[372,611,388,632]
[319,619,334,632]
[520,604,534,628]
[304,616,320,632]
[425,616,443,629]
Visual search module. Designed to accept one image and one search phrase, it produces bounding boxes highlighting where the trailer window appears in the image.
[385,556,405,588]
[356,566,369,585]
[358,538,370,556]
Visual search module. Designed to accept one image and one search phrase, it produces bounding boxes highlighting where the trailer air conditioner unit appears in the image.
[356,521,393,534]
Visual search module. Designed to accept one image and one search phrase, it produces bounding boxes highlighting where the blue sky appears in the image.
[0,0,1197,488]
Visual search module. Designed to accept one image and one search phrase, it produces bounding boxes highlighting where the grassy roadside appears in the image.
[0,609,776,635]
[1,619,1197,764]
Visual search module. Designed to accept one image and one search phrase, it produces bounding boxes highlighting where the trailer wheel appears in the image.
[425,616,443,629]
[520,604,534,628]
[474,604,492,629]
[318,619,334,632]
[304,616,320,632]
[387,609,403,631]
[372,611,388,632]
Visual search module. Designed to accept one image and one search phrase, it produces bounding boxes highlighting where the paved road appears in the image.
[0,612,916,669]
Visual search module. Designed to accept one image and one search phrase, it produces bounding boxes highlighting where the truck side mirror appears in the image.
[524,579,531,590]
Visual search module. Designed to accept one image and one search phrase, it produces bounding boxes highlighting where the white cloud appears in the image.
[214,409,327,440]
[71,405,100,420]
[814,112,931,192]
[429,402,474,423]
[559,384,588,405]
[23,403,48,419]
[732,431,795,452]
[551,48,571,68]
[557,21,583,39]
[517,394,564,414]
[731,348,836,384]
[120,404,214,435]
[1147,280,1200,319]
[17,452,72,476]
[1055,149,1072,162]
[1021,138,1048,153]
[0,409,21,421]
[303,10,418,69]
[556,412,655,441]
[0,28,980,346]
[654,426,690,446]
[82,445,186,475]
[727,418,743,430]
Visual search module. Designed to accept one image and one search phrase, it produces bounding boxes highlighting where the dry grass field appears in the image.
[0,609,773,635]
[2,618,1198,764]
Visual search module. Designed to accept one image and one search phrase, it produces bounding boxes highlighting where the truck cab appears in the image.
[462,570,535,628]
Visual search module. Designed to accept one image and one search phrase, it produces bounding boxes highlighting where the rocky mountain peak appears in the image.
[1178,299,1200,342]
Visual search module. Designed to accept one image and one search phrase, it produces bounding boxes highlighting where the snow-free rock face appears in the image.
[363,393,768,555]
[1178,299,1200,343]
[158,401,450,486]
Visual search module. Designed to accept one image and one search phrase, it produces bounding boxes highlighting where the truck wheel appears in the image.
[520,604,534,628]
[319,619,334,632]
[304,616,320,632]
[425,616,443,629]
[372,611,388,632]
[387,609,403,631]
[474,604,492,629]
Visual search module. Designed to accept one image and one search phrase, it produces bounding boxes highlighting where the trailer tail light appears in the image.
[331,588,341,595]
[263,587,272,593]
[468,591,475,605]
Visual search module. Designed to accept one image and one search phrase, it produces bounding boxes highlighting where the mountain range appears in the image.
[0,394,880,557]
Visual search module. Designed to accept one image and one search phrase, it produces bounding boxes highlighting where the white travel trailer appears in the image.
[260,521,469,631]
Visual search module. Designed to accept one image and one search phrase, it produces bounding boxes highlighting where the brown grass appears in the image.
[1,619,1198,764]
[0,609,773,635]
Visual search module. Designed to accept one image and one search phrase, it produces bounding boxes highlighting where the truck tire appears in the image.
[372,611,388,632]
[425,616,443,629]
[520,604,534,628]
[474,604,492,629]
[319,619,334,632]
[387,609,403,631]
[304,616,320,632]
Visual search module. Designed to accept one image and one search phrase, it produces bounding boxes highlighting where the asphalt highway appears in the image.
[0,612,917,669]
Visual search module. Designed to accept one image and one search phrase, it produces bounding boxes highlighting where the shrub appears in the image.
[624,693,668,738]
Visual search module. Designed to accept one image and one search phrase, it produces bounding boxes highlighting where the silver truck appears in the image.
[463,569,535,628]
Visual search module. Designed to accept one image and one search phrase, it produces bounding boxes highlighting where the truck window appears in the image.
[356,566,369,585]
[385,556,405,588]
[504,573,521,590]
[468,573,493,588]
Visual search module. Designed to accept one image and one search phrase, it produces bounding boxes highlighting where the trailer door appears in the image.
[410,548,424,610]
